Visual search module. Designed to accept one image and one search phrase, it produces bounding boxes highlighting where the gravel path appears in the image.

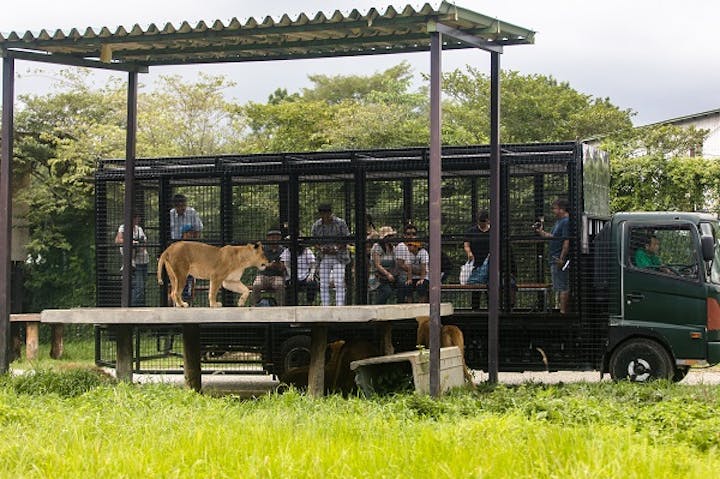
[129,369,720,396]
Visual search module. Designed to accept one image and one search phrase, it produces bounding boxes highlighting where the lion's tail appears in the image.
[157,250,167,285]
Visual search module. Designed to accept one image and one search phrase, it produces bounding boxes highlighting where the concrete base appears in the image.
[351,346,465,395]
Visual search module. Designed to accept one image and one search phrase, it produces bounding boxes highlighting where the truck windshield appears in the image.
[700,222,720,284]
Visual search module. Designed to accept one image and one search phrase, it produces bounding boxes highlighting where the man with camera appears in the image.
[534,198,571,314]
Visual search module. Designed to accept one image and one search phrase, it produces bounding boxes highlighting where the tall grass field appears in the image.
[0,368,719,478]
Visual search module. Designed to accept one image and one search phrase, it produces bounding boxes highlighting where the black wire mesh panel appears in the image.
[95,142,612,375]
[96,180,163,308]
[96,324,268,374]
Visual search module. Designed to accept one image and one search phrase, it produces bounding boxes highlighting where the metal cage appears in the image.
[95,142,612,375]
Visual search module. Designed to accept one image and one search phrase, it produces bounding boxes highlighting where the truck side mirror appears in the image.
[701,235,715,262]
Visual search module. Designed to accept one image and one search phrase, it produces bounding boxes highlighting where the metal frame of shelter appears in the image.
[0,2,534,395]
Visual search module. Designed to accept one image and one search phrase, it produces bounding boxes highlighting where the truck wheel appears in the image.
[673,366,690,383]
[609,339,674,382]
[279,335,311,377]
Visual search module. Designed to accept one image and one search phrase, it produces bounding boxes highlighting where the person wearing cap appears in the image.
[311,203,351,306]
[252,227,287,306]
[370,226,399,304]
[169,193,204,302]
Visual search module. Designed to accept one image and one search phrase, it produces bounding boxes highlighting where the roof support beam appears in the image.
[428,21,503,54]
[2,49,149,73]
[488,51,501,384]
[428,31,442,398]
[117,70,139,383]
[0,57,14,373]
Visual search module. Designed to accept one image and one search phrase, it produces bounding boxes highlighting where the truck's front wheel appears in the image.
[609,339,674,382]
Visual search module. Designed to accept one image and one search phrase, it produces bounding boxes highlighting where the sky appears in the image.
[1,0,719,125]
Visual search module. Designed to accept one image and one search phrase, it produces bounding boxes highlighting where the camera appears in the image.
[531,222,542,230]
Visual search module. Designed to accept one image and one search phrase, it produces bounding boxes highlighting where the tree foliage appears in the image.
[604,125,717,213]
[14,70,126,309]
[13,70,240,309]
[137,73,239,157]
[441,68,634,144]
[237,61,427,152]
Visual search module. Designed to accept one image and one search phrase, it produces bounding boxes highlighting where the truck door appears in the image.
[621,222,706,359]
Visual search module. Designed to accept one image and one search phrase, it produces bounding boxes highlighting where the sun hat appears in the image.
[377,226,398,239]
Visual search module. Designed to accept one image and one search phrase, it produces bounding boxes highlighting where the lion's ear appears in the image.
[254,241,262,249]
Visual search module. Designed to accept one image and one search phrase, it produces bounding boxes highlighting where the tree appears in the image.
[441,67,634,143]
[603,124,718,213]
[14,69,127,309]
[302,62,415,104]
[13,70,244,309]
[138,73,239,157]
[237,61,427,152]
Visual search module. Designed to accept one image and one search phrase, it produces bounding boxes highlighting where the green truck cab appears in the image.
[601,212,720,381]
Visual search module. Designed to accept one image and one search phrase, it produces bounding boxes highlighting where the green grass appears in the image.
[0,370,719,478]
[10,339,96,371]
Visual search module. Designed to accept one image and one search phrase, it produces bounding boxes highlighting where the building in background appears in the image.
[644,108,720,158]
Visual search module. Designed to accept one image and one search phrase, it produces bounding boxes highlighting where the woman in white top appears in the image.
[280,245,319,304]
[115,212,149,306]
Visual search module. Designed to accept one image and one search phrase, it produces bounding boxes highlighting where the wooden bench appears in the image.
[9,314,64,360]
[40,303,454,397]
[441,283,553,310]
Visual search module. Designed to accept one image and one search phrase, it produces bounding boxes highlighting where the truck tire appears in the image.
[279,335,311,377]
[609,338,674,382]
[673,366,690,383]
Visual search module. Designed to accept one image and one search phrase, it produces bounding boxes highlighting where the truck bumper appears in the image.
[708,341,720,365]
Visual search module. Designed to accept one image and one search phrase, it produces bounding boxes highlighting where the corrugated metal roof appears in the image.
[0,2,533,70]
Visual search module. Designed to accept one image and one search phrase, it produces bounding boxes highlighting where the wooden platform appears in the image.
[39,303,454,396]
[40,303,453,324]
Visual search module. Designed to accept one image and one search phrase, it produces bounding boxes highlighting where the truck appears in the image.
[93,141,720,381]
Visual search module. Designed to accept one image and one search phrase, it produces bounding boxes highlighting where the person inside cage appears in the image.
[534,197,571,314]
[114,211,149,306]
[370,226,399,304]
[169,193,203,302]
[280,242,319,305]
[403,240,429,303]
[311,203,351,306]
[252,227,287,306]
[394,222,418,303]
[464,209,491,285]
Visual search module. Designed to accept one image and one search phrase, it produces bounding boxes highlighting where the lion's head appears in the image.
[250,241,269,270]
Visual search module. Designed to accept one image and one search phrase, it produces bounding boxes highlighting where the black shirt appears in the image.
[465,225,490,263]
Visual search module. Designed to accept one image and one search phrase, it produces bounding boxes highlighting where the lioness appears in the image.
[157,241,268,307]
[416,316,474,385]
